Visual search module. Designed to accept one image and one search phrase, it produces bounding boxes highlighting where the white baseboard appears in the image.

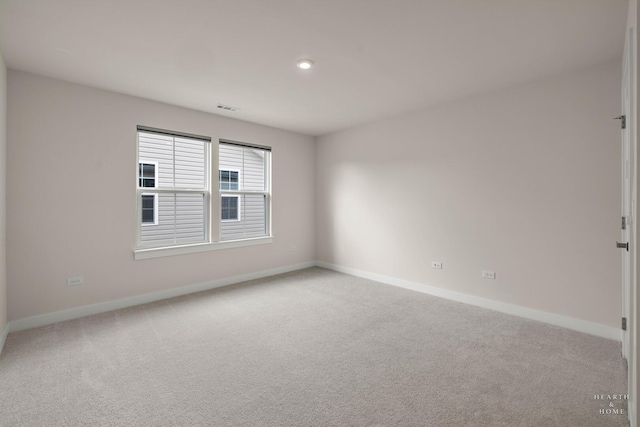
[0,323,8,356]
[8,262,316,333]
[316,262,621,341]
[5,260,622,343]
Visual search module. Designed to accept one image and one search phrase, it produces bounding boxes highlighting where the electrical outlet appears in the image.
[67,276,84,286]
[481,271,496,280]
[291,244,298,252]
[431,261,442,269]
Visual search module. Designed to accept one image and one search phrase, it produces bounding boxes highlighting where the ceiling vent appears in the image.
[216,103,240,112]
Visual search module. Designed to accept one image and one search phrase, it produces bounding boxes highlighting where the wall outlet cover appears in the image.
[482,271,496,280]
[67,276,84,286]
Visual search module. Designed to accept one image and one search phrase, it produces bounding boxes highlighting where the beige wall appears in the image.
[317,61,621,328]
[6,70,316,321]
[0,53,6,335]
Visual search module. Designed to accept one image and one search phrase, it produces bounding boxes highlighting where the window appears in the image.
[220,169,240,222]
[219,141,271,241]
[219,170,239,190]
[138,162,156,188]
[221,195,240,221]
[140,194,157,225]
[135,127,271,258]
[138,162,158,225]
[137,127,209,248]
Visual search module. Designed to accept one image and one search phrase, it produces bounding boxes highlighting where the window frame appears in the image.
[134,128,273,260]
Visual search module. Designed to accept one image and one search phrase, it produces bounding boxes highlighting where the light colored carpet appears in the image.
[0,267,628,426]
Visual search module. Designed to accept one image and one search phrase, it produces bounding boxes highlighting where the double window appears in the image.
[136,126,271,253]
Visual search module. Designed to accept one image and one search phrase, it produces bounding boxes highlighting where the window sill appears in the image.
[134,236,273,260]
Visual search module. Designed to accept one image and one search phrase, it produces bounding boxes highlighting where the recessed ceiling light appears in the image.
[297,59,314,70]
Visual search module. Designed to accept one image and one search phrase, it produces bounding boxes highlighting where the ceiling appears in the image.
[0,0,629,136]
